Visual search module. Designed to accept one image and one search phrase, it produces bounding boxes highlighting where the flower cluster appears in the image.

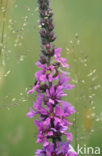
[27,49,77,156]
[26,0,77,156]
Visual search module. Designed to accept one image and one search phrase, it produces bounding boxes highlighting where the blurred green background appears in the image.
[0,0,102,155]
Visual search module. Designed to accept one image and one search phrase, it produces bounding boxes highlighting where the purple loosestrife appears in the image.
[27,0,78,155]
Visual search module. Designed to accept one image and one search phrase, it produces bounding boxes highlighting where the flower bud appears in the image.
[40,28,46,38]
[39,55,47,64]
[46,44,50,49]
[49,32,56,42]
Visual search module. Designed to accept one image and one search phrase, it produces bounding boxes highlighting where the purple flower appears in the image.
[54,48,70,68]
[36,61,46,70]
[35,149,44,156]
[34,120,49,146]
[27,81,40,94]
[58,142,70,154]
[46,85,67,104]
[55,102,76,118]
[26,108,36,118]
[52,120,68,134]
[62,101,76,116]
[58,73,75,90]
[34,142,78,156]
[64,132,73,142]
[35,64,55,82]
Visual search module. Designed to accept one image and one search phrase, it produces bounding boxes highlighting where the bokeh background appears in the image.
[0,0,102,155]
